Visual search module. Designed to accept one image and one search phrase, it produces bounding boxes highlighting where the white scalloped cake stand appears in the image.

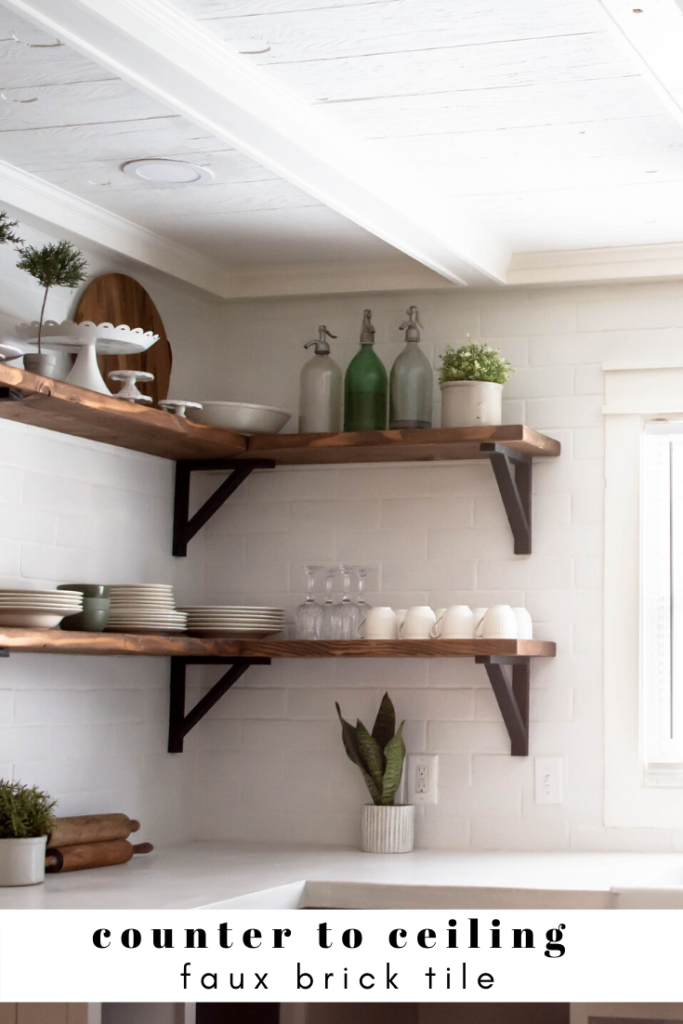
[15,321,160,395]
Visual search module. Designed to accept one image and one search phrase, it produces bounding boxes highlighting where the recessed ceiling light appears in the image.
[11,27,61,47]
[122,159,214,186]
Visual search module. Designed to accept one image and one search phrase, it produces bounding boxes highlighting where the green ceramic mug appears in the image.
[57,584,111,632]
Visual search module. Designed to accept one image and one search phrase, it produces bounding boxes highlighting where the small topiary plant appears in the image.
[336,692,406,806]
[0,779,57,839]
[0,211,22,247]
[438,336,513,385]
[15,240,87,353]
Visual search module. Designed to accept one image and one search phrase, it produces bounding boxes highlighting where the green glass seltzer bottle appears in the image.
[343,309,388,431]
[389,305,433,429]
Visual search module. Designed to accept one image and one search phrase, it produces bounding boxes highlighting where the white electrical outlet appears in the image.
[407,754,438,804]
[535,757,563,804]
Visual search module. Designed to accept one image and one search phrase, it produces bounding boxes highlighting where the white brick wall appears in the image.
[4,216,683,853]
[184,279,683,852]
[0,219,206,847]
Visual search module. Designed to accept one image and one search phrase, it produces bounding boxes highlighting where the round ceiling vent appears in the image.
[122,159,214,186]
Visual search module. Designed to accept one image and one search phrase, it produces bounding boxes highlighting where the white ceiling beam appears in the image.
[596,0,683,130]
[0,0,511,287]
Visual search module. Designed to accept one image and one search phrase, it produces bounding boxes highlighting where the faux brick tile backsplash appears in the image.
[4,257,683,852]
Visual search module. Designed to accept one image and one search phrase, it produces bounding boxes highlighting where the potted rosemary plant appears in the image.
[438,337,513,427]
[16,239,87,377]
[336,692,413,853]
[0,779,56,886]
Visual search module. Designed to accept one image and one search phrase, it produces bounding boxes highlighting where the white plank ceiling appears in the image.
[2,0,683,287]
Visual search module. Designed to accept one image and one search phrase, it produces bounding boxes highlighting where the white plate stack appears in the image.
[0,589,83,628]
[106,585,187,634]
[179,606,285,638]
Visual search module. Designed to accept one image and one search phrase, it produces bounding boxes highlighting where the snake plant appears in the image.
[336,692,406,806]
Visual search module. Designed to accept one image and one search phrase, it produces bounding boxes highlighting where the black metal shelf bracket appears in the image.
[168,655,271,752]
[480,443,532,555]
[173,458,275,557]
[0,388,22,402]
[475,654,530,756]
[0,648,8,658]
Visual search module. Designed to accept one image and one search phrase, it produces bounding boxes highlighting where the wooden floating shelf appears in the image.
[0,366,247,461]
[0,629,554,660]
[0,366,560,465]
[238,424,560,465]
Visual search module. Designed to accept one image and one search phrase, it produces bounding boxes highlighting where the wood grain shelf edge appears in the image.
[0,629,555,659]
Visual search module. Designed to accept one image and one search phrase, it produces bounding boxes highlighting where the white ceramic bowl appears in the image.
[187,401,291,435]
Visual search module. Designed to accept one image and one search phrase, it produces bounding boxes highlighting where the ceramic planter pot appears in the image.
[0,835,48,886]
[440,380,503,428]
[361,804,414,854]
[23,352,58,379]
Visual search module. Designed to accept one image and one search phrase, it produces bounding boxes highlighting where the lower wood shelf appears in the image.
[0,630,555,758]
[0,629,554,659]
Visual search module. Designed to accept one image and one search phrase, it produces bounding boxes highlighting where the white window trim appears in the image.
[604,359,683,827]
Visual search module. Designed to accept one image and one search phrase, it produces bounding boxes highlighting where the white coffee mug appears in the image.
[513,607,533,640]
[472,607,488,638]
[400,606,437,639]
[431,608,447,637]
[432,605,475,639]
[394,609,407,632]
[360,606,398,640]
[481,604,518,639]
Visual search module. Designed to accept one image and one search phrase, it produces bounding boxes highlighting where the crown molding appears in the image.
[507,242,683,285]
[0,157,229,297]
[1,0,510,287]
[222,258,457,300]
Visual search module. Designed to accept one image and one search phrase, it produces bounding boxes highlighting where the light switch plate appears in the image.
[407,754,438,804]
[535,756,563,804]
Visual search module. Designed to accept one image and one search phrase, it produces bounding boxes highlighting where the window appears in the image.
[641,423,683,782]
[604,361,683,827]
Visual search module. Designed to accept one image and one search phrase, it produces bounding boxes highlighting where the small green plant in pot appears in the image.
[16,239,87,377]
[438,337,513,428]
[336,692,414,853]
[0,779,56,886]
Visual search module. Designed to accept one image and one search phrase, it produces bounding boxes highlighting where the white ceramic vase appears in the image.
[0,835,47,886]
[361,804,415,854]
[440,380,503,428]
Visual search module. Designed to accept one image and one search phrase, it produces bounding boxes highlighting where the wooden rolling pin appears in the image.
[46,839,153,873]
[48,813,140,847]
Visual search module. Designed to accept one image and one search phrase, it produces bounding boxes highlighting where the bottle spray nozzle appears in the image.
[360,309,376,344]
[399,305,422,340]
[304,325,337,355]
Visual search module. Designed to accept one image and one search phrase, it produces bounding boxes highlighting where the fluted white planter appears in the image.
[0,835,47,886]
[361,804,414,854]
[440,380,503,427]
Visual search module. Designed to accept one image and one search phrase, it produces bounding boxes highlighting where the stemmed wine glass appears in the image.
[356,566,371,614]
[295,564,323,639]
[320,567,341,640]
[336,564,361,639]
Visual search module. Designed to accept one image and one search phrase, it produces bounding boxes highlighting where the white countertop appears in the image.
[2,842,682,910]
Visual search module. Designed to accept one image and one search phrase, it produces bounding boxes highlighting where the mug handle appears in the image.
[474,610,487,637]
[430,614,443,639]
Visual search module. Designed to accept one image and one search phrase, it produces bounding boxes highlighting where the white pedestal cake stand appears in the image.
[14,321,160,395]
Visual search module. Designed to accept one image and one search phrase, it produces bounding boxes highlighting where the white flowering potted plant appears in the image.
[0,779,56,886]
[336,692,413,853]
[438,337,513,427]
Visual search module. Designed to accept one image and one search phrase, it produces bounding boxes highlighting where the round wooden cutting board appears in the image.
[75,273,172,405]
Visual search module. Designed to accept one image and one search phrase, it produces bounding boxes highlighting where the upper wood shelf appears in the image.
[0,366,560,465]
[0,366,246,461]
[0,628,555,660]
[238,424,559,465]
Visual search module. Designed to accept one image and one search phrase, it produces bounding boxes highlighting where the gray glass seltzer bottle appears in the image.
[389,305,433,429]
